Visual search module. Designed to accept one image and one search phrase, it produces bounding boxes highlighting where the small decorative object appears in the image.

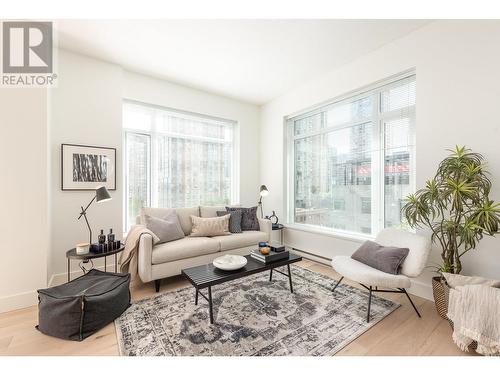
[61,144,116,190]
[77,186,112,245]
[115,240,121,249]
[270,242,285,253]
[267,211,279,225]
[258,241,267,248]
[257,185,269,218]
[213,254,248,271]
[76,242,90,255]
[107,229,115,245]
[260,246,271,255]
[98,229,106,244]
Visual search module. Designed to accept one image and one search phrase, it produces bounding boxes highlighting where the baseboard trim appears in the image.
[49,265,107,287]
[291,247,434,302]
[0,290,39,314]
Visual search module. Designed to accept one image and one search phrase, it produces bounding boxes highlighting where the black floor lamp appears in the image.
[77,186,112,244]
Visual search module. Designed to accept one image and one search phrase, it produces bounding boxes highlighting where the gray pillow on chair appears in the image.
[351,240,409,275]
[144,212,185,244]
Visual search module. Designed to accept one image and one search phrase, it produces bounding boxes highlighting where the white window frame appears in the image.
[284,71,416,240]
[122,99,239,230]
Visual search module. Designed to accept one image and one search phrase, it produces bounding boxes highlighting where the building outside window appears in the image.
[287,73,415,237]
[123,101,237,230]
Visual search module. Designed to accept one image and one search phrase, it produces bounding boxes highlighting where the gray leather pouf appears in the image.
[37,269,130,341]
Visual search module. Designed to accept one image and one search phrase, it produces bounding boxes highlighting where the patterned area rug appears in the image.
[115,265,399,356]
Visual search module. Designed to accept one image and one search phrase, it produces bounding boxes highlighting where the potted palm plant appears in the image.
[402,146,500,318]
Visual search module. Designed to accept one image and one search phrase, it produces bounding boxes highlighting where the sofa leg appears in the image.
[154,279,161,293]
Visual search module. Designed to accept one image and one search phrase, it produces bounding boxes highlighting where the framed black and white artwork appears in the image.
[61,144,116,190]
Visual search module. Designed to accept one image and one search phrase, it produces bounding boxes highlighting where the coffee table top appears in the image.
[181,252,302,289]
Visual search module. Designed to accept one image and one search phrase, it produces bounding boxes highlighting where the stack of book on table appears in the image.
[250,249,289,264]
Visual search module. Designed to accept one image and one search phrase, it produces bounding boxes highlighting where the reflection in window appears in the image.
[288,74,415,236]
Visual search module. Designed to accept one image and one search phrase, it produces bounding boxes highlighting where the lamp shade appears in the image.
[259,185,269,197]
[95,186,112,203]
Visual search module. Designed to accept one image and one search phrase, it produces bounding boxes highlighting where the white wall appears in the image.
[260,20,500,299]
[48,50,261,285]
[0,88,49,313]
[49,50,124,285]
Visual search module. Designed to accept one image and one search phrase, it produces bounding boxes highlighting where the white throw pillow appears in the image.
[442,272,500,289]
[190,214,230,237]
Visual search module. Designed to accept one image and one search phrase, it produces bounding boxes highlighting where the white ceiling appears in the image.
[56,20,429,105]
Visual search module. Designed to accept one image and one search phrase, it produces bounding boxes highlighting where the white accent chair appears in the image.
[331,228,431,322]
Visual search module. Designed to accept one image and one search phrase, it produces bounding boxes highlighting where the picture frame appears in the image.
[61,143,116,191]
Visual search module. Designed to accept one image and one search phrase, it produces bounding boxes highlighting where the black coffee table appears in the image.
[181,252,302,324]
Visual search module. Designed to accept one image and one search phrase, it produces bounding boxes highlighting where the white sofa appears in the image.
[136,206,271,291]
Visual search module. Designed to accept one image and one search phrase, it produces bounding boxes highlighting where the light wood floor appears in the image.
[0,259,469,356]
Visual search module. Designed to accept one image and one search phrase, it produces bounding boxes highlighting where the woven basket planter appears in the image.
[431,276,478,352]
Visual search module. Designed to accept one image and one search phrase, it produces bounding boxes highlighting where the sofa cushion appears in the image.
[200,205,242,218]
[226,206,259,231]
[190,215,231,237]
[141,207,199,235]
[200,206,226,218]
[217,210,242,233]
[152,237,220,264]
[213,231,268,251]
[144,212,185,244]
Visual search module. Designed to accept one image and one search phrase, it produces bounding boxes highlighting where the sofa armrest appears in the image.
[138,233,154,283]
[258,218,272,242]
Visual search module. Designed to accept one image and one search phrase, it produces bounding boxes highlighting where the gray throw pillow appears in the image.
[144,212,185,244]
[217,210,242,233]
[226,206,259,231]
[351,240,409,275]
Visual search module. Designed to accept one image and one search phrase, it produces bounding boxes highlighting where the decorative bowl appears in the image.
[260,246,271,255]
[213,254,248,271]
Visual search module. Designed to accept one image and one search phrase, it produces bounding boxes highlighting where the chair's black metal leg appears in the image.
[402,288,421,318]
[332,276,344,292]
[287,264,294,293]
[269,269,273,281]
[195,288,199,305]
[367,286,373,323]
[154,279,160,293]
[208,286,214,324]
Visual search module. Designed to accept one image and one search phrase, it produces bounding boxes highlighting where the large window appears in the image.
[123,101,236,230]
[287,74,415,237]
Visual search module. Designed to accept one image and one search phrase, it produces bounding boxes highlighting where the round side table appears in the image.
[66,246,125,282]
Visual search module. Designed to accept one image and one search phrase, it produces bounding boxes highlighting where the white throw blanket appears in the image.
[119,225,159,284]
[447,284,500,355]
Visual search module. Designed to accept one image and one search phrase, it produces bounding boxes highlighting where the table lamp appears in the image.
[258,185,269,218]
[77,186,112,245]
